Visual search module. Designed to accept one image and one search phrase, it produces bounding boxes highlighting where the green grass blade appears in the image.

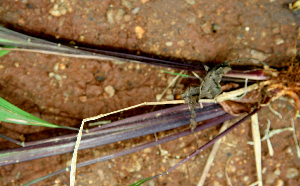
[0,46,14,57]
[0,50,10,57]
[161,70,190,77]
[130,176,156,186]
[0,38,15,43]
[0,97,76,129]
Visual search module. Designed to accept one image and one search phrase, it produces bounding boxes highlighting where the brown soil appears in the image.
[0,0,300,186]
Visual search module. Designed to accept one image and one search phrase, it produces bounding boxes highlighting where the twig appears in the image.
[225,156,233,186]
[291,118,300,158]
[265,119,274,156]
[197,120,230,186]
[69,99,190,185]
[231,78,248,100]
[0,133,24,147]
[199,81,271,103]
[70,119,86,186]
[251,113,263,186]
[268,104,282,119]
[247,127,294,145]
[249,181,259,186]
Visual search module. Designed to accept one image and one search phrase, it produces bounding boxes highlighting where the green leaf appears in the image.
[0,97,76,129]
[0,46,15,57]
[0,50,10,57]
[130,176,155,186]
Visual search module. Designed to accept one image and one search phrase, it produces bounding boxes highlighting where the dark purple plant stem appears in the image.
[0,104,225,166]
[24,113,235,185]
[225,70,269,80]
[23,104,216,147]
[0,26,270,80]
[77,46,204,71]
[89,103,216,131]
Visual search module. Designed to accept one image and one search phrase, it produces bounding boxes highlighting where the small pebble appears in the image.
[135,26,145,39]
[266,172,277,184]
[54,178,61,184]
[104,85,115,98]
[286,168,299,178]
[143,148,151,153]
[216,171,223,178]
[141,0,150,4]
[79,96,87,102]
[165,41,173,46]
[177,40,185,46]
[66,159,72,166]
[285,146,292,154]
[274,168,281,176]
[212,23,221,32]
[115,9,125,21]
[54,74,62,81]
[53,63,59,72]
[227,164,236,173]
[59,63,66,70]
[136,64,140,70]
[121,0,132,10]
[287,47,297,57]
[213,181,220,186]
[131,7,140,14]
[124,15,131,22]
[275,38,284,45]
[250,49,271,61]
[107,9,114,24]
[186,0,195,5]
[49,3,67,17]
[79,35,85,42]
[262,167,267,173]
[175,94,181,100]
[49,72,55,78]
[97,169,105,181]
[149,180,155,186]
[275,179,284,186]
